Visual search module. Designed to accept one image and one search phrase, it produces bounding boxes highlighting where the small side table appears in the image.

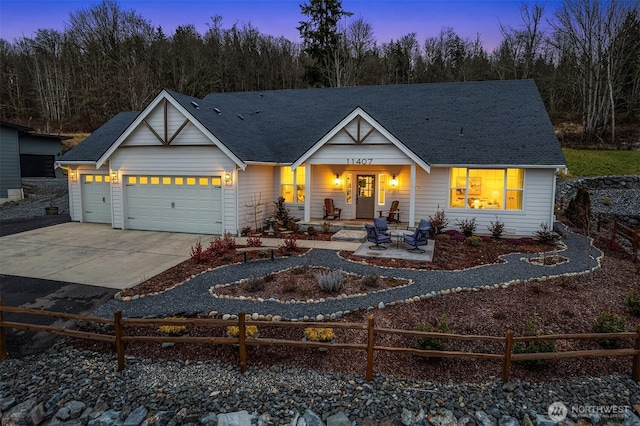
[387,229,413,249]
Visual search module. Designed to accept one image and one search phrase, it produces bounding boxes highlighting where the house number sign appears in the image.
[346,158,373,165]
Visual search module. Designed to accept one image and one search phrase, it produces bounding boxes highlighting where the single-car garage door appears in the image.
[82,174,112,223]
[125,176,222,234]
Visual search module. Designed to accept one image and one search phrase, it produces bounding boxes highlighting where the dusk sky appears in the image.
[0,0,563,50]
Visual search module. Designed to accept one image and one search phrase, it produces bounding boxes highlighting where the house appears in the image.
[0,121,67,202]
[57,80,566,236]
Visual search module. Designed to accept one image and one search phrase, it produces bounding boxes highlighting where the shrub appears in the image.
[279,236,301,254]
[190,239,208,264]
[158,317,187,335]
[244,276,265,293]
[291,266,307,275]
[240,226,252,236]
[307,225,317,236]
[246,235,263,247]
[444,229,466,241]
[415,314,451,352]
[272,196,291,225]
[304,327,335,342]
[466,236,482,246]
[321,221,332,233]
[625,289,640,316]
[429,207,449,235]
[286,218,300,232]
[361,274,381,288]
[602,197,612,206]
[314,270,344,292]
[206,234,237,258]
[591,311,626,349]
[457,218,477,237]
[534,223,556,245]
[226,325,259,338]
[513,317,556,369]
[487,216,505,238]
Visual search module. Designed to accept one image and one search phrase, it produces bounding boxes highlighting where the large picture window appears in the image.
[449,168,523,210]
[281,166,305,203]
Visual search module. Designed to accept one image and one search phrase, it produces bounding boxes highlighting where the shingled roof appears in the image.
[60,80,566,167]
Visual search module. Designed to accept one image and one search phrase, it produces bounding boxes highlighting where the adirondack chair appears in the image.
[323,198,342,220]
[386,200,400,223]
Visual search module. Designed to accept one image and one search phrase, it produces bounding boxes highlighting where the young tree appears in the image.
[297,0,353,87]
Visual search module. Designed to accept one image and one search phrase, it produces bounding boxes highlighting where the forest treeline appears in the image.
[0,0,638,146]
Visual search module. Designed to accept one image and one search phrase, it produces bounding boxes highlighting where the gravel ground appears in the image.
[0,178,69,221]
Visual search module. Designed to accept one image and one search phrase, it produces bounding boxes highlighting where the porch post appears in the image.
[409,164,416,227]
[304,163,311,222]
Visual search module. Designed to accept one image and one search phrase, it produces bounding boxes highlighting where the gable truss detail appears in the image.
[142,98,190,146]
[342,115,376,144]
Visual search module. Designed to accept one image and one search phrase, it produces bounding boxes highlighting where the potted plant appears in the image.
[45,201,59,215]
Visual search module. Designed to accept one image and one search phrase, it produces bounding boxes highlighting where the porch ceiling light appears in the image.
[334,173,341,187]
[225,171,233,184]
[70,170,77,182]
[390,174,399,188]
[111,170,118,183]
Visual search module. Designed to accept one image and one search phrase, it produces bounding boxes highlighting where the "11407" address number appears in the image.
[346,158,373,165]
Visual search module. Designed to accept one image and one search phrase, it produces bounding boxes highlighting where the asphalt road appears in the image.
[0,214,117,359]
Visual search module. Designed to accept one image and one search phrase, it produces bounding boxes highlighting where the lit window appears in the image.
[86,175,94,182]
[449,168,523,210]
[151,177,160,185]
[139,177,148,185]
[105,175,111,183]
[346,173,353,204]
[378,174,386,205]
[199,177,209,186]
[281,166,306,203]
[175,177,183,185]
[212,177,222,186]
[128,176,136,184]
[186,177,196,185]
[162,177,171,185]
[95,175,103,182]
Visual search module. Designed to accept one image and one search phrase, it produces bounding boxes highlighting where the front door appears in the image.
[356,175,375,218]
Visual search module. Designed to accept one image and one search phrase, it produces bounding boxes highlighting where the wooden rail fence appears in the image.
[597,217,640,261]
[1,298,639,383]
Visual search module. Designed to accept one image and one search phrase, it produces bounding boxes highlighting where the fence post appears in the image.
[366,316,375,381]
[0,296,6,361]
[238,312,247,374]
[114,310,125,371]
[502,329,513,383]
[633,325,640,382]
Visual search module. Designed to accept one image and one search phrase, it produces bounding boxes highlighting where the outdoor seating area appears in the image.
[356,217,435,261]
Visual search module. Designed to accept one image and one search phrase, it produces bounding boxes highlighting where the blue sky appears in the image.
[0,0,562,50]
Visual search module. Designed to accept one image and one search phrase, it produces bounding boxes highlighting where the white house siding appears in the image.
[109,146,237,234]
[415,167,556,236]
[237,165,276,233]
[68,165,110,223]
[327,118,390,145]
[308,144,412,165]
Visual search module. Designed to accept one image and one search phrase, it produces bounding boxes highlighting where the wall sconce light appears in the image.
[111,170,118,183]
[333,173,341,187]
[69,170,77,182]
[225,171,233,185]
[390,174,399,188]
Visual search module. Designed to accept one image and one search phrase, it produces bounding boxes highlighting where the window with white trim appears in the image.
[449,168,523,210]
[281,166,306,203]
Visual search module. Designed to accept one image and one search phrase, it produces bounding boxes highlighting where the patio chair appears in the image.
[323,198,342,220]
[386,200,400,223]
[365,223,391,250]
[403,220,432,253]
[374,217,388,234]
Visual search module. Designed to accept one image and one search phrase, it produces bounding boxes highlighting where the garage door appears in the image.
[82,174,112,223]
[125,176,222,234]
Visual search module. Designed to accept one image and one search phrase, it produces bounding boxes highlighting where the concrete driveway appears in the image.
[0,223,206,289]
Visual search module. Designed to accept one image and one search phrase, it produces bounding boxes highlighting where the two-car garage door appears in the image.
[125,175,222,234]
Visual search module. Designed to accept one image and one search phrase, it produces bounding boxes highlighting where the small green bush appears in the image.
[602,197,612,206]
[466,236,482,246]
[361,274,381,288]
[487,216,505,238]
[416,314,451,352]
[321,221,332,233]
[513,317,556,369]
[307,225,317,236]
[244,276,265,293]
[457,218,477,237]
[591,311,626,349]
[429,206,449,235]
[534,223,556,245]
[625,289,640,316]
[314,270,344,292]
